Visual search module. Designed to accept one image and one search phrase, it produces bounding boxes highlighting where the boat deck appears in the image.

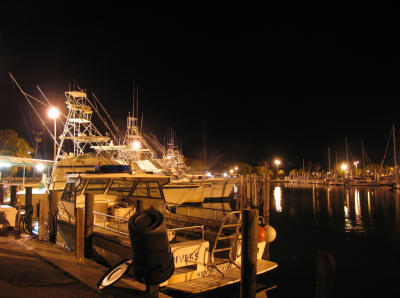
[165,259,277,294]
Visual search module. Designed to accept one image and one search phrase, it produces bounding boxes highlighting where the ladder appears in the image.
[209,210,242,276]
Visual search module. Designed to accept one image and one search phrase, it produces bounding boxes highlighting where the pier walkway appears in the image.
[0,231,172,298]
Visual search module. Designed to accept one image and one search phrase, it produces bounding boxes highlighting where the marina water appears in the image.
[266,183,400,298]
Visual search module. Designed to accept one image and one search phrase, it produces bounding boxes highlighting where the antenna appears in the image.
[202,120,207,170]
[132,81,136,117]
[141,112,143,132]
[136,84,139,120]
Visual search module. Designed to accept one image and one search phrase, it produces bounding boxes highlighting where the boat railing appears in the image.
[93,211,205,241]
[169,225,205,241]
[93,211,129,236]
[165,203,231,221]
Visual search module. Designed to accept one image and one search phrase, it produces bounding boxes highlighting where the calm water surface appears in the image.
[267,183,400,298]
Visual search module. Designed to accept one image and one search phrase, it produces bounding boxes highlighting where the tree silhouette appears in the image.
[0,129,33,157]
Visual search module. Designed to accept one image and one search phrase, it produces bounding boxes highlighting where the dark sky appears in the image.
[1,2,399,170]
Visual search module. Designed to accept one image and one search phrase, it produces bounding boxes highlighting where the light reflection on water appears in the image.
[273,186,282,212]
[268,183,400,298]
[277,183,400,235]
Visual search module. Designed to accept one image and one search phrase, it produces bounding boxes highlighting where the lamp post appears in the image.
[48,107,59,161]
[274,159,281,180]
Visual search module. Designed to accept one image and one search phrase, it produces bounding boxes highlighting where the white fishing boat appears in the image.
[56,166,277,294]
[10,78,235,205]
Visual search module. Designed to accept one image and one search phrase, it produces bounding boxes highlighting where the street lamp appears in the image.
[47,107,59,161]
[274,159,281,179]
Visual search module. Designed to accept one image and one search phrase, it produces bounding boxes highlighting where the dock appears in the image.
[1,231,173,297]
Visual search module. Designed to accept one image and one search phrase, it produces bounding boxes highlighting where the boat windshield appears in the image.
[108,178,133,196]
[61,182,76,202]
[85,178,109,194]
[131,182,147,197]
[131,181,162,199]
[76,179,87,195]
[149,182,162,198]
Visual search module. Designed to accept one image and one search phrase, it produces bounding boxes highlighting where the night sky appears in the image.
[1,3,399,170]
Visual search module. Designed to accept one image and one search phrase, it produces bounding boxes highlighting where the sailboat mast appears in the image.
[361,140,365,169]
[393,124,398,184]
[132,81,136,117]
[328,147,331,173]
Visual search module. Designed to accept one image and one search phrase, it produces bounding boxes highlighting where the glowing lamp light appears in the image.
[274,159,281,166]
[0,162,11,168]
[48,106,60,119]
[230,169,234,174]
[223,172,228,177]
[234,166,238,171]
[35,164,45,172]
[132,141,141,150]
[341,163,348,171]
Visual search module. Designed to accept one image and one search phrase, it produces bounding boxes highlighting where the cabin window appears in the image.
[149,182,161,198]
[85,178,109,194]
[75,179,87,195]
[61,182,75,202]
[108,178,132,196]
[131,182,148,197]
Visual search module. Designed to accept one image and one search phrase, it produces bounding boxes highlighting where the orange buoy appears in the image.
[258,225,268,242]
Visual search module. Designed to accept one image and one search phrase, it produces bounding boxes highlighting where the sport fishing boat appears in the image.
[56,166,277,294]
[7,78,236,207]
[10,77,235,205]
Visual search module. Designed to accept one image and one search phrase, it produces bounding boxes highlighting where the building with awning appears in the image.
[0,155,54,187]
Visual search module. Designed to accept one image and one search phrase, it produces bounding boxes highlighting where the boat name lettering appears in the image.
[174,251,199,264]
[196,263,233,278]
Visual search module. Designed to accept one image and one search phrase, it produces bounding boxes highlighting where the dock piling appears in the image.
[75,207,85,262]
[84,193,94,258]
[263,175,271,260]
[10,185,17,207]
[48,190,58,243]
[251,175,256,208]
[0,183,4,204]
[241,208,258,298]
[38,195,48,240]
[25,187,32,230]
